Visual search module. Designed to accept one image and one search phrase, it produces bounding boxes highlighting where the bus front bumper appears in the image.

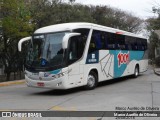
[25,75,68,89]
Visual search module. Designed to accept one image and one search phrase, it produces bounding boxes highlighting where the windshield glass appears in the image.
[26,32,67,68]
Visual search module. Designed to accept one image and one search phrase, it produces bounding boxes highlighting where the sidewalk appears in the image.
[0,80,25,87]
[154,68,160,76]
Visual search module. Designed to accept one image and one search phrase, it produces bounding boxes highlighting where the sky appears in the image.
[74,0,160,19]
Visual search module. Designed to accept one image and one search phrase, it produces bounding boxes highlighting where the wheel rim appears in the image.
[135,68,138,76]
[87,75,95,87]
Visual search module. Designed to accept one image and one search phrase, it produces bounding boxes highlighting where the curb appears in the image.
[0,80,25,87]
[154,69,160,76]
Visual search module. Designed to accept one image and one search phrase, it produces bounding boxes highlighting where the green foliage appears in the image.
[0,0,34,81]
[2,0,34,38]
[147,18,160,31]
[148,32,159,59]
[29,1,95,28]
[29,1,142,33]
[146,13,160,60]
[90,6,142,33]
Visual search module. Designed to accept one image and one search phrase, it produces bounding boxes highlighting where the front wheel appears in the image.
[133,66,139,78]
[85,71,98,90]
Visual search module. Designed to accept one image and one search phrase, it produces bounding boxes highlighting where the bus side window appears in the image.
[69,35,88,61]
[93,33,102,49]
[144,39,147,50]
[137,38,147,51]
[88,30,104,53]
[137,38,142,50]
[106,33,115,50]
[101,32,106,49]
[116,34,126,50]
[129,37,137,50]
[134,39,138,50]
[125,36,139,51]
[68,36,78,61]
[125,37,129,50]
[67,28,89,64]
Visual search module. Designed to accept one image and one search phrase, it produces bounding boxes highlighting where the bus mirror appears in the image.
[62,33,81,49]
[18,36,31,52]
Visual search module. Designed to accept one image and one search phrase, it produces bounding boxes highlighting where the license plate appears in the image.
[37,82,44,87]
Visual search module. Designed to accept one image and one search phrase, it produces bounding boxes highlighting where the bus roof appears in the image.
[34,22,146,39]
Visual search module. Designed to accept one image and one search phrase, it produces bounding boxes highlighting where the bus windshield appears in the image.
[26,32,68,68]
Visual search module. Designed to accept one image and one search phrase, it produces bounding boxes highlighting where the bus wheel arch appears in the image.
[85,69,98,90]
[134,64,139,78]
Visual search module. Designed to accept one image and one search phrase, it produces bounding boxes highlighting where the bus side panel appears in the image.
[99,50,114,81]
[139,50,148,73]
[139,60,148,73]
[84,50,114,83]
[109,50,146,78]
[121,50,148,76]
[68,62,85,88]
[84,50,147,83]
[122,60,138,76]
[109,50,130,78]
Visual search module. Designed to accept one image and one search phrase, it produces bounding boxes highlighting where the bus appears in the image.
[18,22,148,90]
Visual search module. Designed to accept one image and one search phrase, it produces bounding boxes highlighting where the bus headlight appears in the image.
[52,69,71,79]
[52,72,64,79]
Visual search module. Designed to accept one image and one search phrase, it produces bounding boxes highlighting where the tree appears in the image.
[146,4,160,61]
[0,0,34,81]
[90,5,143,33]
[29,0,94,28]
[147,17,160,31]
[148,32,159,59]
[29,1,143,33]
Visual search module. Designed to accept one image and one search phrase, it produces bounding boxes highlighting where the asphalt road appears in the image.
[0,67,160,120]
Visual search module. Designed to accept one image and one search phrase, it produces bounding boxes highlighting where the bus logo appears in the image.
[92,54,95,59]
[117,51,129,67]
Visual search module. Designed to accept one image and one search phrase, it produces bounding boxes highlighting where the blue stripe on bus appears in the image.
[50,69,62,74]
[109,50,144,78]
[86,50,144,78]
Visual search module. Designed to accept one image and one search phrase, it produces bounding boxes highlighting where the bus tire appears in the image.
[133,65,139,78]
[85,71,98,90]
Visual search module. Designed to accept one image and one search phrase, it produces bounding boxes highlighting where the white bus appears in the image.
[18,23,148,90]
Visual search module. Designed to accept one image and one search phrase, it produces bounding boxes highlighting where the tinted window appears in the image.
[89,30,147,51]
[115,34,126,50]
[137,38,147,51]
[125,36,147,51]
[88,30,105,53]
[68,28,89,64]
[105,33,116,50]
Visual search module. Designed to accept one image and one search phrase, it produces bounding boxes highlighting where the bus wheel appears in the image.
[85,71,98,90]
[134,66,139,78]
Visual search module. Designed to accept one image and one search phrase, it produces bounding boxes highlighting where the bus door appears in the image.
[67,36,85,86]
